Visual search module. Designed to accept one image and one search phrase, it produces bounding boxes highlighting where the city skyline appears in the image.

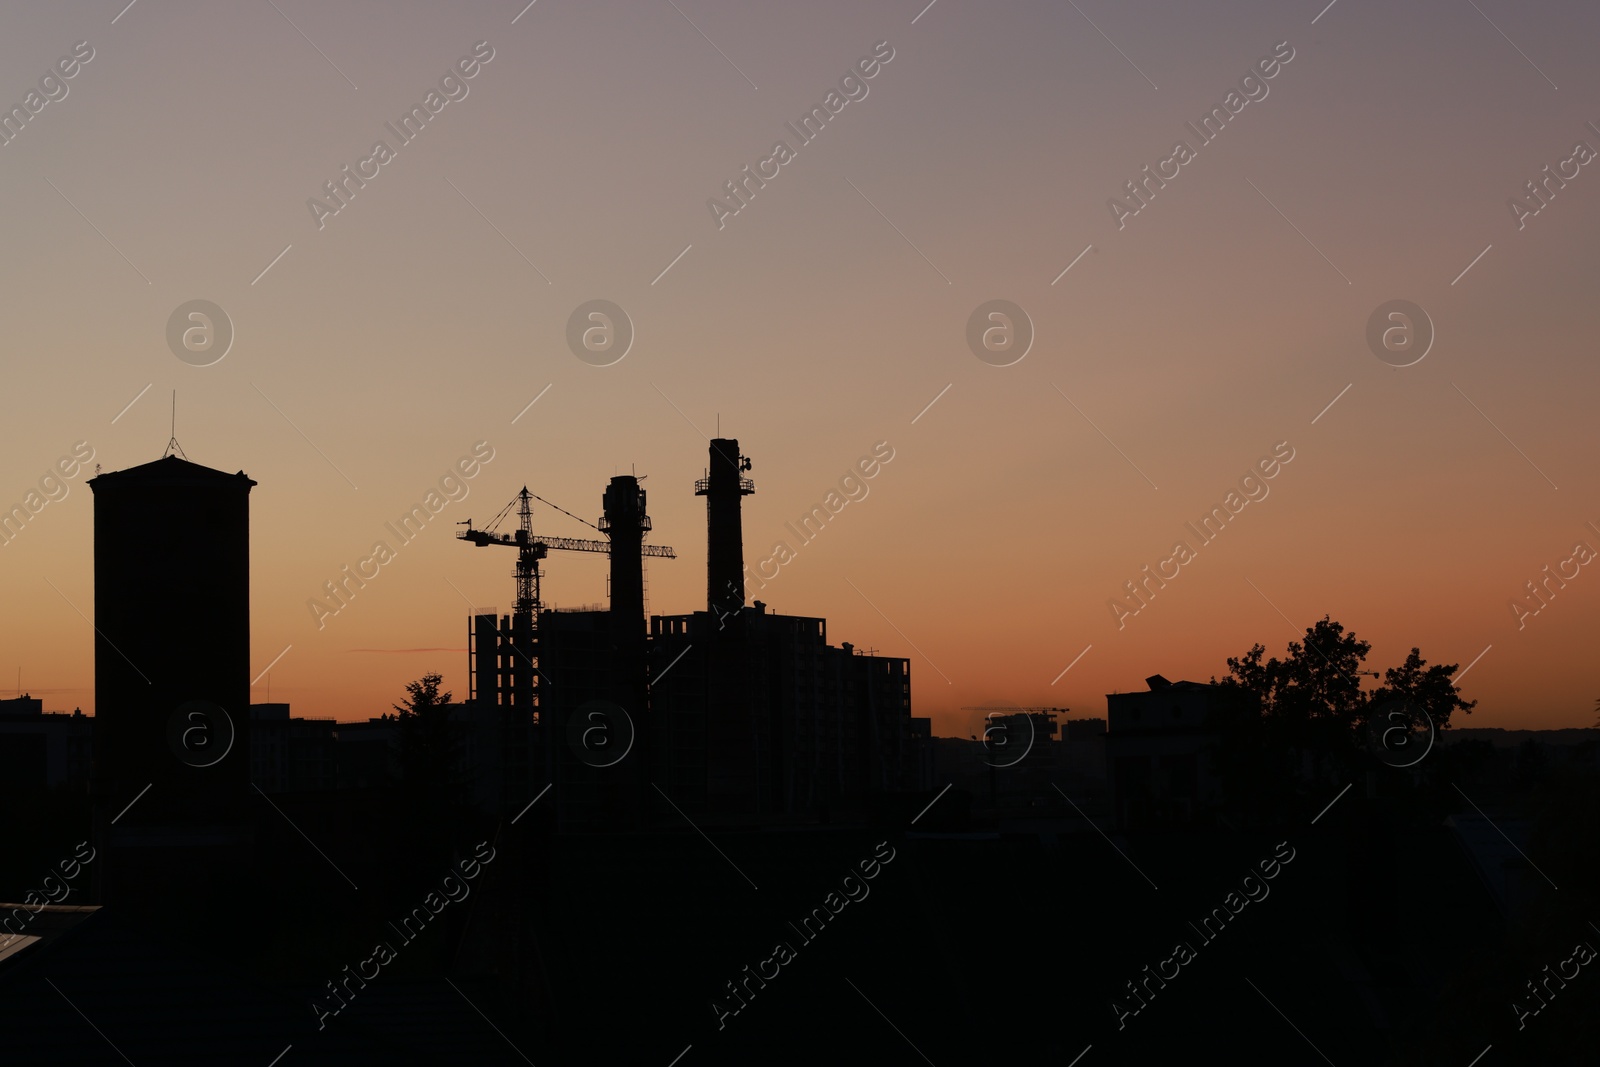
[2,0,1598,734]
[5,4,1600,1064]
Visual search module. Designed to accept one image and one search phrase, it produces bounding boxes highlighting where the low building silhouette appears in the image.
[1104,674,1230,829]
[0,696,91,791]
[647,602,924,825]
[248,703,337,793]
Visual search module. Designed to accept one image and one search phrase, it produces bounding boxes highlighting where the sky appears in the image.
[1,0,1597,734]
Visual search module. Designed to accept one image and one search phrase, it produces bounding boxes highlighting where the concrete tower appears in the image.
[601,475,647,634]
[695,438,753,617]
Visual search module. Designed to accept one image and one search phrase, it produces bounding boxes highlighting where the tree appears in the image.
[1217,616,1372,751]
[384,673,479,896]
[1210,618,1476,817]
[394,671,452,718]
[1210,618,1373,816]
[1367,647,1475,732]
[393,672,467,810]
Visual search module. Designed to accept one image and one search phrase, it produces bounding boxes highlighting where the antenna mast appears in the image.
[164,391,187,459]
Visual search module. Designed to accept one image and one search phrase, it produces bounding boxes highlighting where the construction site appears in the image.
[453,436,933,830]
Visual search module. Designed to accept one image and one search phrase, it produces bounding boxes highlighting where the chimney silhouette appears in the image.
[602,475,647,633]
[696,438,753,616]
[600,475,650,764]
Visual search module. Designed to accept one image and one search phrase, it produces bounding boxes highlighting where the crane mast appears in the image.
[457,486,677,630]
[453,481,677,816]
[513,486,538,628]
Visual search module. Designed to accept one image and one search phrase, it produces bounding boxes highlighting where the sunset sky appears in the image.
[1,0,1597,734]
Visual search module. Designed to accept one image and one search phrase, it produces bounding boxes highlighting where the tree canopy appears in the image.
[1208,617,1475,813]
[1215,616,1473,737]
[393,671,468,812]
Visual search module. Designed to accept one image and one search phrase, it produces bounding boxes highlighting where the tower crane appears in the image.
[456,487,676,630]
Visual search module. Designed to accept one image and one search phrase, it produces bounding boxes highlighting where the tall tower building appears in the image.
[88,454,255,904]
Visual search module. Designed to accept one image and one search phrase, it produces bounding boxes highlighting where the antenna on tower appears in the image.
[164,391,187,459]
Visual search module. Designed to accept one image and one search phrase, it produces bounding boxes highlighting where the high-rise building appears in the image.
[88,454,255,904]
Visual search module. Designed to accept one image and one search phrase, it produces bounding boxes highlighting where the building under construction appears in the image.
[459,438,931,828]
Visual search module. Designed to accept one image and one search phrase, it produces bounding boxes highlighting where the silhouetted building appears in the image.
[648,603,924,823]
[1105,675,1228,829]
[538,607,636,829]
[332,715,399,789]
[0,694,42,716]
[1062,716,1107,788]
[465,611,537,810]
[248,703,337,793]
[984,709,1062,770]
[456,436,926,830]
[88,453,256,909]
[250,701,513,811]
[1064,717,1107,742]
[0,696,91,790]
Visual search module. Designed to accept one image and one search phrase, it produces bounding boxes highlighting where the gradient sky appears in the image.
[2,0,1597,734]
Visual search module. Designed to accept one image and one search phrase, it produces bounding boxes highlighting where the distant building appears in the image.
[1062,716,1107,788]
[1104,675,1235,829]
[248,704,336,793]
[531,607,638,829]
[0,695,42,716]
[647,603,925,824]
[0,696,91,791]
[465,611,537,812]
[332,716,399,790]
[981,709,1061,772]
[246,699,547,815]
[249,702,502,806]
[1064,717,1107,742]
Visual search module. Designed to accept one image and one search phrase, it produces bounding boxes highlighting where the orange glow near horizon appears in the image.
[1,0,1597,734]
